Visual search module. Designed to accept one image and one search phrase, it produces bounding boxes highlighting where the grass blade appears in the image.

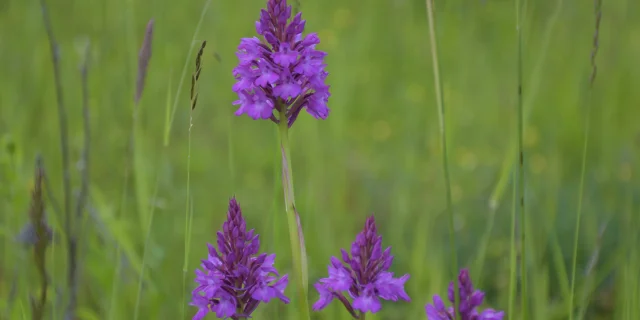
[181,40,206,320]
[569,1,601,318]
[515,0,527,317]
[424,1,459,318]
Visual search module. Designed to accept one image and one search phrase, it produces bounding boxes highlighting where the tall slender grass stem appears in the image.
[424,0,459,318]
[488,0,564,210]
[568,97,592,320]
[39,2,74,318]
[570,0,601,315]
[182,111,195,319]
[508,169,517,317]
[515,0,527,317]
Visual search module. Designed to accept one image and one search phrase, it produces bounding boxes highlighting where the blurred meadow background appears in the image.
[1,0,639,319]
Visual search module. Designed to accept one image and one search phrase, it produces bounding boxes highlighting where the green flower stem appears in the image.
[277,105,311,320]
[425,0,460,319]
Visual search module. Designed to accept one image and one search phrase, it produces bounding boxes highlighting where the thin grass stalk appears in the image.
[633,204,640,320]
[182,197,195,319]
[50,238,57,320]
[569,0,601,317]
[181,40,206,319]
[508,169,517,317]
[633,179,640,319]
[130,20,155,320]
[131,76,149,235]
[277,105,311,320]
[29,157,48,320]
[488,0,564,211]
[424,1,459,318]
[181,98,195,320]
[568,91,592,320]
[67,42,92,320]
[514,0,527,317]
[38,2,73,318]
[121,0,152,250]
[38,0,70,242]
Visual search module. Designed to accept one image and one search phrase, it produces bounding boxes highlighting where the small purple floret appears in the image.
[425,269,505,320]
[232,0,330,126]
[312,216,410,317]
[190,197,289,319]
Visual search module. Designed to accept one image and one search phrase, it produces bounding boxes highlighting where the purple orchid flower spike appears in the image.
[232,0,330,127]
[425,269,505,320]
[190,197,289,319]
[312,215,411,318]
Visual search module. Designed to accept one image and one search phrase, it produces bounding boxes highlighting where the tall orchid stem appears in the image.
[425,0,460,319]
[277,104,310,319]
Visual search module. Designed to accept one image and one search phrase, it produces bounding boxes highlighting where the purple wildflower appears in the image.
[232,0,330,126]
[312,216,410,318]
[425,269,505,320]
[190,198,289,319]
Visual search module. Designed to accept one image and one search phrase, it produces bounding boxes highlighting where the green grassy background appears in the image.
[1,0,639,319]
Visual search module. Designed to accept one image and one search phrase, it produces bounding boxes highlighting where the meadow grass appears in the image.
[1,0,639,319]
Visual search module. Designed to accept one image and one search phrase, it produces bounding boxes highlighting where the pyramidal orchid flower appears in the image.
[232,0,330,126]
[190,197,289,319]
[312,216,410,318]
[425,268,505,320]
